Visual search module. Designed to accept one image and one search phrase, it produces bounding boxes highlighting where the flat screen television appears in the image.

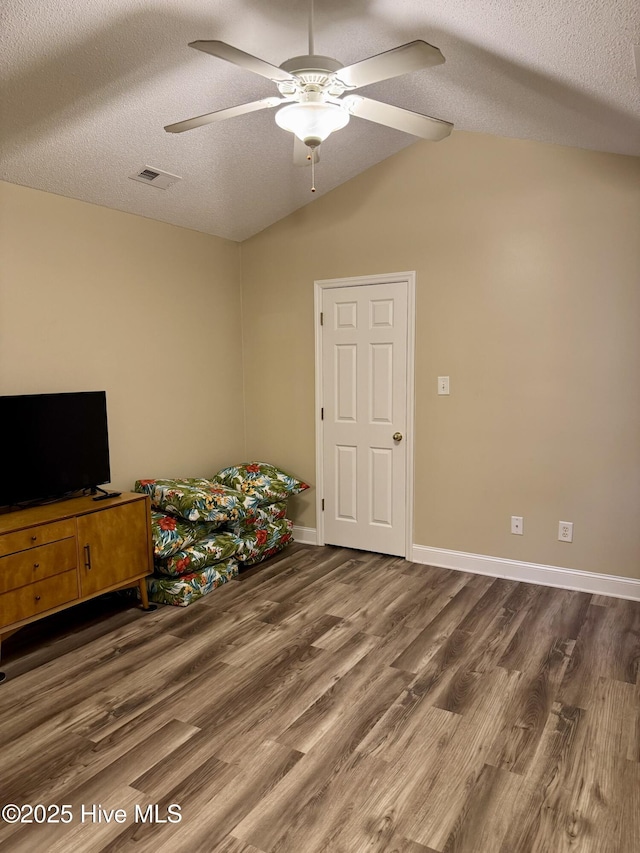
[0,391,111,507]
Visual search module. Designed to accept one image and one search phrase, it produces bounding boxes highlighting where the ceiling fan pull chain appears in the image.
[311,149,316,193]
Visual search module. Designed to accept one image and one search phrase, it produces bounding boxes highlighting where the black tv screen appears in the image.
[0,391,111,506]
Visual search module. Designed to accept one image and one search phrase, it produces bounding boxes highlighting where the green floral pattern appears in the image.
[150,511,210,559]
[146,557,238,607]
[213,462,309,506]
[234,518,293,563]
[157,529,239,577]
[257,501,287,522]
[226,501,287,536]
[139,465,304,606]
[135,478,259,523]
[243,535,292,567]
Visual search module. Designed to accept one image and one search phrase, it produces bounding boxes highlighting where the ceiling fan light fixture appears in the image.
[275,101,349,146]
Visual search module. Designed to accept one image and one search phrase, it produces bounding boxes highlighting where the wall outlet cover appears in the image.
[558,521,574,542]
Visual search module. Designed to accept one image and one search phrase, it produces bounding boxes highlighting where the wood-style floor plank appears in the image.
[232,661,413,851]
[390,574,496,674]
[400,666,523,850]
[487,636,575,774]
[440,763,525,853]
[0,544,638,852]
[432,581,540,716]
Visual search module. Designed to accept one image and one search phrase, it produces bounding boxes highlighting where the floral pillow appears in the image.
[258,501,287,522]
[135,478,259,523]
[226,501,287,536]
[213,463,309,506]
[150,511,210,559]
[146,557,238,607]
[233,517,293,563]
[157,529,239,577]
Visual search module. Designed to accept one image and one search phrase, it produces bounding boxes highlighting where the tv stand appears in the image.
[0,492,154,682]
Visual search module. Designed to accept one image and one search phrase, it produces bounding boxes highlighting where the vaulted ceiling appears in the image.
[2,0,639,241]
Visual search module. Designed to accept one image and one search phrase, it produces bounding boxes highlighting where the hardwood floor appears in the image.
[0,543,638,852]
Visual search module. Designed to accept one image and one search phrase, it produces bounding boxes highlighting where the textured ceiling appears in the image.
[1,0,639,241]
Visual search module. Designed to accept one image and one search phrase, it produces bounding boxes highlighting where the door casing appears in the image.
[314,271,416,557]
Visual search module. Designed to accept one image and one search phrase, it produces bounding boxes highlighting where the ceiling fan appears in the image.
[165,0,453,191]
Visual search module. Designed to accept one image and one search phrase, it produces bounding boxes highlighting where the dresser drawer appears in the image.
[0,520,76,558]
[0,538,77,594]
[0,569,79,628]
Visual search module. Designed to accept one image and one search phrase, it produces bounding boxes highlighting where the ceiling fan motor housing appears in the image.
[277,55,348,98]
[279,55,344,76]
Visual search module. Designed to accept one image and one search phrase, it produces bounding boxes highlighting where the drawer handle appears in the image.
[31,535,37,542]
[84,544,92,571]
[35,595,41,601]
[34,563,40,569]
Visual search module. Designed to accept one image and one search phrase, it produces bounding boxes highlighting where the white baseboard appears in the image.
[287,532,640,601]
[411,545,640,602]
[292,525,319,546]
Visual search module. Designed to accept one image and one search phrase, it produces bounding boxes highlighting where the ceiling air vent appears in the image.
[129,166,182,190]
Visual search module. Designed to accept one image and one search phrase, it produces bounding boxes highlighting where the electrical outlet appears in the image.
[558,521,573,542]
[511,516,523,535]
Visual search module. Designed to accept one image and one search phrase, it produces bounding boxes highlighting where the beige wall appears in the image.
[3,133,639,579]
[0,181,245,492]
[241,132,640,578]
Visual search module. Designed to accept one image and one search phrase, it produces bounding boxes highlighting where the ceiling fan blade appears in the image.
[342,95,452,141]
[165,97,283,133]
[189,40,295,83]
[293,136,320,166]
[335,40,444,89]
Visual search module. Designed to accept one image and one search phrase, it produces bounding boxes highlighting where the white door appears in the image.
[321,280,409,556]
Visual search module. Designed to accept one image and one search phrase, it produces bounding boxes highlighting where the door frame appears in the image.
[314,271,416,557]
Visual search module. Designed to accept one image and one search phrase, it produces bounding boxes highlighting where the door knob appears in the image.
[393,432,403,442]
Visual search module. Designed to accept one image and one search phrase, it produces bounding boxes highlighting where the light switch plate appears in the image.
[438,376,450,395]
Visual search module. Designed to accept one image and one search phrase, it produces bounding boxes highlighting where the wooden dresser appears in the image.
[0,492,154,681]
